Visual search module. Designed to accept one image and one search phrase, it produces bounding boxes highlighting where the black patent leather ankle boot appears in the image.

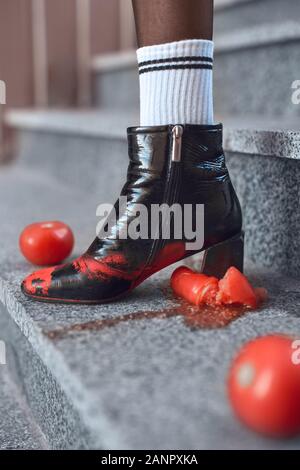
[22,123,243,304]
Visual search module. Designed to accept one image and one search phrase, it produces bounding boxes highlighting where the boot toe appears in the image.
[21,255,133,303]
[21,266,57,299]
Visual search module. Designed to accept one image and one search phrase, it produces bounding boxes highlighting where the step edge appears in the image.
[5,109,300,160]
[91,20,300,74]
[224,126,300,160]
[214,0,255,11]
[0,278,127,449]
[91,50,137,72]
[215,20,300,53]
[2,363,50,449]
[5,110,131,141]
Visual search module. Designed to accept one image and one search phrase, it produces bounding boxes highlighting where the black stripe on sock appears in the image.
[138,56,213,68]
[139,63,213,75]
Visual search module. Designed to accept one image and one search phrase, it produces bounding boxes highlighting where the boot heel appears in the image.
[201,232,244,278]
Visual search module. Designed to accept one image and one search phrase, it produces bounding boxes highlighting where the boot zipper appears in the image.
[165,125,183,206]
[146,125,184,266]
[171,125,183,162]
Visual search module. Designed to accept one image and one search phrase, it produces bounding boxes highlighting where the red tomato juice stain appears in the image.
[179,300,247,329]
[45,293,251,341]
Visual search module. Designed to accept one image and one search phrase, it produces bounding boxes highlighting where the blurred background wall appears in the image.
[0,0,135,108]
[0,0,135,157]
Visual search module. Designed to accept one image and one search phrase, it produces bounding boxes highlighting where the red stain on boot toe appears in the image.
[22,266,55,295]
[72,253,138,281]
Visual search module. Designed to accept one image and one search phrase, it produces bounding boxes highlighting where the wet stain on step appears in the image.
[45,292,250,341]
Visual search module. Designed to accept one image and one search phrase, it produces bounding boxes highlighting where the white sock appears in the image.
[137,39,214,127]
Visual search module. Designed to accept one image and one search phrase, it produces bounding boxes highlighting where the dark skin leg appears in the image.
[132,0,214,48]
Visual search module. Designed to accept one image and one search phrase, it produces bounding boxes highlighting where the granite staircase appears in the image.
[0,0,300,449]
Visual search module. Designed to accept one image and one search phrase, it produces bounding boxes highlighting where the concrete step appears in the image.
[0,302,92,449]
[214,0,300,34]
[5,108,300,277]
[1,166,300,449]
[91,51,139,110]
[223,115,300,278]
[5,109,138,207]
[214,21,300,118]
[91,20,300,117]
[0,308,48,449]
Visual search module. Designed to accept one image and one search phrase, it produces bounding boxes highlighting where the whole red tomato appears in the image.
[228,335,300,437]
[19,221,74,266]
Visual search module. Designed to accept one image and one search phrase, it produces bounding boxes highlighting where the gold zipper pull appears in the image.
[171,125,183,162]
